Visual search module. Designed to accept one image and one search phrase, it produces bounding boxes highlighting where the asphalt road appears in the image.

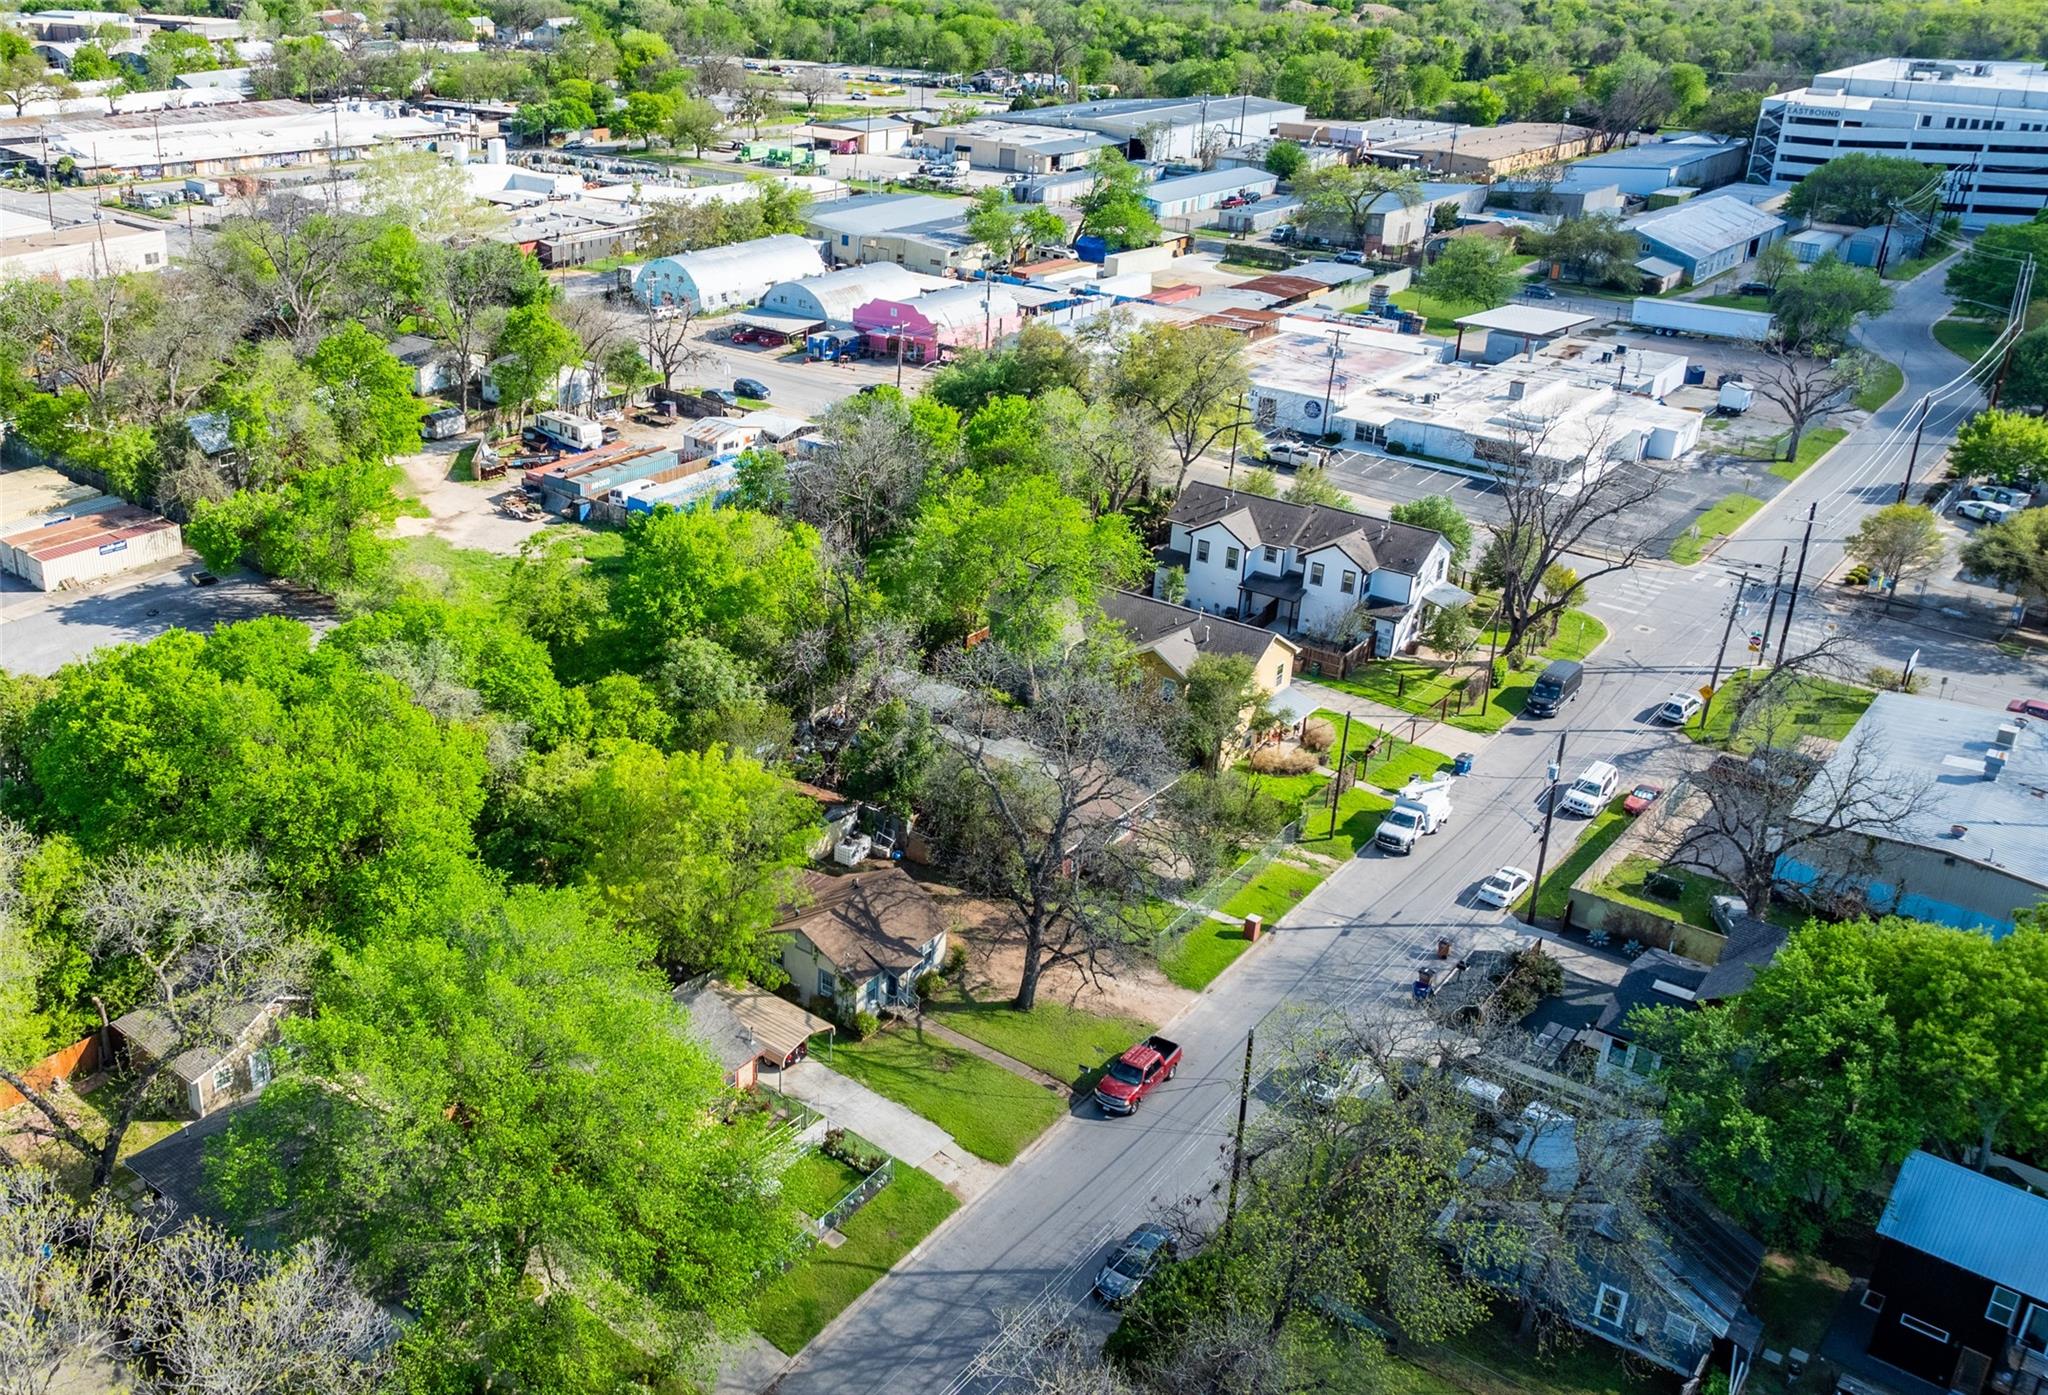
[768,262,2042,1395]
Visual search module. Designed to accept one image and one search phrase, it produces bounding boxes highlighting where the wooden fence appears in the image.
[0,1034,101,1113]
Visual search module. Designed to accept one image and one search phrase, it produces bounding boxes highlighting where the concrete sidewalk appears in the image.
[1295,678,1484,763]
[777,1059,1002,1202]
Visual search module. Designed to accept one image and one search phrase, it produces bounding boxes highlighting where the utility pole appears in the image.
[1896,398,1930,504]
[1699,570,1750,732]
[1222,1030,1254,1246]
[1522,729,1567,924]
[1319,329,1345,434]
[1775,501,1818,667]
[1227,390,1245,487]
[1328,712,1353,840]
[1756,546,1789,669]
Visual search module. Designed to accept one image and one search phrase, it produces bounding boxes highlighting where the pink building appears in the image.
[850,283,1023,363]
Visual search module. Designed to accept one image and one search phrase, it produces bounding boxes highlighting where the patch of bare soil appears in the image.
[917,880,1196,1025]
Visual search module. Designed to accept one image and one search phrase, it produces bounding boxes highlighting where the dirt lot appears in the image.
[920,879,1196,1026]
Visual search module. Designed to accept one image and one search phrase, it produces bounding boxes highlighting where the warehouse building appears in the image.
[1749,59,2048,228]
[0,485,182,590]
[1487,173,1628,218]
[1624,192,1787,285]
[1143,167,1279,220]
[634,234,828,313]
[807,193,987,274]
[1566,133,1748,195]
[927,119,1107,173]
[1244,319,1442,437]
[760,262,948,326]
[0,98,448,180]
[800,114,914,156]
[1375,123,1599,180]
[999,95,1308,162]
[851,283,1022,362]
[0,221,167,279]
[1274,117,1461,152]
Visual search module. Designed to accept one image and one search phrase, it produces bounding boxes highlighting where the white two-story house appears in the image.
[1155,482,1458,657]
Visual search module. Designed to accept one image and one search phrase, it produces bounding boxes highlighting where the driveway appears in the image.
[0,564,330,676]
[777,1059,1001,1201]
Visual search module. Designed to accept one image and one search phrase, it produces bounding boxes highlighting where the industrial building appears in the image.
[1274,117,1461,151]
[634,234,828,313]
[1372,123,1600,180]
[0,467,183,591]
[1566,133,1748,195]
[1286,181,1487,252]
[926,119,1108,173]
[997,95,1308,162]
[1748,59,2048,227]
[807,193,987,274]
[1624,192,1787,285]
[1244,318,1443,437]
[1140,167,1279,220]
[1486,173,1628,218]
[759,262,948,326]
[1776,693,2048,935]
[0,98,449,180]
[850,283,1022,362]
[799,114,914,156]
[0,221,167,279]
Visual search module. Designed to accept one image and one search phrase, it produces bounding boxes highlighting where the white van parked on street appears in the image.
[1559,760,1619,817]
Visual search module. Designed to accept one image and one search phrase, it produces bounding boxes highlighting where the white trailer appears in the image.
[1630,297,1773,343]
[1375,778,1454,855]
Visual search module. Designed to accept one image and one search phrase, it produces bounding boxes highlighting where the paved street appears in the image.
[766,262,2046,1395]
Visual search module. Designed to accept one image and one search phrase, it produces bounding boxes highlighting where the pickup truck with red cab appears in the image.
[1094,1036,1181,1115]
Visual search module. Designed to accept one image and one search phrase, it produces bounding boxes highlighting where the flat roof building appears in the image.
[1141,167,1278,220]
[1567,133,1749,195]
[1749,59,2048,227]
[998,94,1308,162]
[1777,692,2048,934]
[0,98,447,179]
[928,119,1108,173]
[807,193,987,275]
[1373,123,1600,180]
[0,491,182,591]
[0,221,167,279]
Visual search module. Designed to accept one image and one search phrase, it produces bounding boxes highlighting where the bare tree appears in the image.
[1651,656,1923,915]
[793,394,945,554]
[921,644,1177,1011]
[1041,389,1165,517]
[690,51,743,100]
[1749,351,1872,462]
[728,80,779,138]
[1110,324,1250,492]
[1481,421,1666,656]
[640,303,718,391]
[128,271,250,425]
[0,1170,139,1395]
[0,850,307,1193]
[205,194,361,345]
[555,297,635,416]
[787,64,836,113]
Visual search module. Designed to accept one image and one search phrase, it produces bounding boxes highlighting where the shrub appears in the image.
[1250,745,1318,775]
[1843,562,1871,585]
[1299,717,1335,752]
[851,1010,881,1040]
[1866,664,1921,693]
[942,943,969,979]
[915,971,943,998]
[820,1128,887,1175]
[1490,656,1508,687]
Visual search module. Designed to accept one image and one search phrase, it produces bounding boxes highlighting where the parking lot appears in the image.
[0,565,329,676]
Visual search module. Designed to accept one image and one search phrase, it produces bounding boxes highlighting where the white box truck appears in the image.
[1629,297,1773,343]
[535,410,605,451]
[1375,778,1453,855]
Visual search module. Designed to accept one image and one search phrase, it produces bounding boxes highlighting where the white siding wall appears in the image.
[1178,521,1251,615]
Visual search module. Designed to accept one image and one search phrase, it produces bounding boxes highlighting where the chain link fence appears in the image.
[1156,818,1301,943]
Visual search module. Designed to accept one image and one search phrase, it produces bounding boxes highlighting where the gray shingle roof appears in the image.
[1596,949,1710,1041]
[1097,589,1293,668]
[1168,481,1444,576]
[1878,1150,2048,1297]
[1697,905,1788,1001]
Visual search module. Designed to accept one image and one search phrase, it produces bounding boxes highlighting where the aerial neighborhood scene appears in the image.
[5,0,2048,1388]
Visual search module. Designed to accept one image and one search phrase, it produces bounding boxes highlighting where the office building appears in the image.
[1749,59,2048,227]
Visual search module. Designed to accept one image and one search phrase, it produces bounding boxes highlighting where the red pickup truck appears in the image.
[1094,1036,1181,1115]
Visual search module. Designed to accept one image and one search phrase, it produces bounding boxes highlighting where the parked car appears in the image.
[1335,249,1366,265]
[733,377,772,400]
[1220,194,1250,209]
[601,425,622,444]
[2007,696,2048,720]
[1521,283,1557,299]
[1958,499,2016,523]
[519,425,555,450]
[704,387,740,406]
[1473,866,1533,909]
[1968,483,2030,505]
[1560,759,1620,817]
[1266,441,1327,471]
[1094,1035,1181,1115]
[1653,692,1703,725]
[1093,1225,1175,1306]
[1622,783,1663,816]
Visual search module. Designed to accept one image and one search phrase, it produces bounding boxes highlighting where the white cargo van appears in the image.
[1559,760,1619,817]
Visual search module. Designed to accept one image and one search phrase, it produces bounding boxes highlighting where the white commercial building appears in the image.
[1245,319,1443,438]
[0,482,182,591]
[927,120,1108,173]
[759,262,946,326]
[1749,59,2048,227]
[0,222,167,279]
[1141,167,1279,220]
[634,234,828,313]
[998,95,1308,163]
[0,98,449,179]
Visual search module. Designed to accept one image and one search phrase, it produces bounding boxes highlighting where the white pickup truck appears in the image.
[1375,778,1453,855]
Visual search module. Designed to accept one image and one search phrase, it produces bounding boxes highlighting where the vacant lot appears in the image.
[824,1024,1064,1165]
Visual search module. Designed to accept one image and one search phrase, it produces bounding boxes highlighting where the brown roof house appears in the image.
[672,976,835,1089]
[773,868,949,1020]
[111,997,293,1119]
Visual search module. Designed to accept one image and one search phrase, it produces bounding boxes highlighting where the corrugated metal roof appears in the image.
[1143,168,1279,204]
[1878,1151,2048,1296]
[1626,193,1785,262]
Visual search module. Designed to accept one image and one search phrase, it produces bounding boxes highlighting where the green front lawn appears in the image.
[1161,916,1258,991]
[1533,799,1630,921]
[1295,783,1394,860]
[1933,314,2000,366]
[1391,288,1484,335]
[822,1025,1064,1165]
[749,1162,959,1354]
[1220,856,1326,927]
[1669,492,1764,564]
[1595,853,1725,930]
[1766,427,1849,483]
[1854,361,1905,413]
[779,1149,868,1218]
[922,983,1154,1093]
[1315,610,1608,735]
[1691,670,1876,750]
[1409,1313,1668,1395]
[1881,250,1946,283]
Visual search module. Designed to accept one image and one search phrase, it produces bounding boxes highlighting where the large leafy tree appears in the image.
[1944,212,2048,321]
[1770,255,1892,353]
[1961,505,2048,621]
[1949,408,2048,486]
[1291,163,1420,253]
[491,302,581,425]
[1416,234,1521,317]
[1783,153,1936,227]
[1075,150,1161,252]
[306,322,424,461]
[209,887,801,1394]
[1524,214,1642,290]
[1390,494,1475,567]
[1111,323,1250,489]
[1846,503,1945,601]
[613,505,823,666]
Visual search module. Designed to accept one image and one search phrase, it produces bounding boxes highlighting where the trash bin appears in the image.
[1453,752,1475,776]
